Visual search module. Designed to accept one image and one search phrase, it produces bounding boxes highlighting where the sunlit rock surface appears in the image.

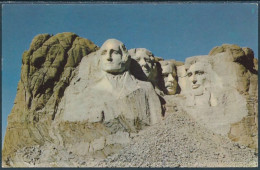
[2,33,258,168]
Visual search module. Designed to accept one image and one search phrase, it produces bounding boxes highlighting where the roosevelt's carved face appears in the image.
[130,49,155,78]
[160,61,178,95]
[187,62,207,96]
[100,39,129,74]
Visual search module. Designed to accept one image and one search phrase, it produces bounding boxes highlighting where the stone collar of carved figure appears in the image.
[187,62,208,96]
[161,62,177,95]
[130,48,155,78]
[100,39,130,74]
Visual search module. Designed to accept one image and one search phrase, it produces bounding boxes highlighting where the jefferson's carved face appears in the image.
[187,62,207,95]
[100,39,128,74]
[130,49,155,77]
[160,61,178,95]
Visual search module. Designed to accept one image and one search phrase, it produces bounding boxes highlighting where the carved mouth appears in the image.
[192,84,200,89]
[166,83,174,89]
[104,62,113,65]
[104,62,120,66]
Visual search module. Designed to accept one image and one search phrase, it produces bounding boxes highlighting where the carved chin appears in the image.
[103,68,125,74]
[102,64,125,74]
[167,87,176,95]
[192,86,204,96]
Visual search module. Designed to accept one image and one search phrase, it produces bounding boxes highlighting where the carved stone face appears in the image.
[100,39,128,74]
[132,50,152,77]
[130,49,155,78]
[187,62,207,96]
[161,62,178,95]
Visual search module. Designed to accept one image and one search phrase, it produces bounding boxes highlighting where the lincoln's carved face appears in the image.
[100,39,130,74]
[187,62,207,96]
[160,61,178,95]
[130,48,155,78]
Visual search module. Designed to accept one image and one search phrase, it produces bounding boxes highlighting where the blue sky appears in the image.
[1,3,258,143]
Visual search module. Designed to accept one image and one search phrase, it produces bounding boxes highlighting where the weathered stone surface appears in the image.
[3,32,98,164]
[159,60,180,95]
[7,95,257,167]
[2,36,258,167]
[48,39,163,159]
[208,45,258,148]
[128,48,158,84]
[92,95,257,167]
[209,44,255,73]
[175,44,258,148]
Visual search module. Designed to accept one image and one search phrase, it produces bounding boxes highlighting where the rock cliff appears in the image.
[3,32,99,164]
[2,34,258,167]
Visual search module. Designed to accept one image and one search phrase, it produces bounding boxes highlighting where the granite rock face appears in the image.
[177,44,258,148]
[48,39,163,158]
[3,33,98,164]
[2,35,258,168]
[209,45,258,149]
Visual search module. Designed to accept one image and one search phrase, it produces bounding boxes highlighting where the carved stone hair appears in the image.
[129,48,155,66]
[159,60,177,72]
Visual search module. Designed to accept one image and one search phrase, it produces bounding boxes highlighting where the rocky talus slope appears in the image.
[91,96,257,167]
[6,95,257,167]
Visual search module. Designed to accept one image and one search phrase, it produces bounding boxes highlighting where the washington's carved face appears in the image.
[187,62,207,95]
[100,39,128,74]
[161,62,178,95]
[131,49,154,77]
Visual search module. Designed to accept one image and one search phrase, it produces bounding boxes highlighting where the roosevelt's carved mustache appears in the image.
[165,82,175,88]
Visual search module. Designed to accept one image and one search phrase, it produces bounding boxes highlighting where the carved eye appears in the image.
[144,58,150,62]
[101,50,107,55]
[198,71,204,75]
[135,57,140,62]
[121,44,127,52]
[162,73,168,78]
[195,71,204,75]
[113,51,119,54]
[187,72,192,77]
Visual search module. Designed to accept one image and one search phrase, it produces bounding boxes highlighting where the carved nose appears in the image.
[192,79,197,84]
[139,58,146,66]
[106,55,112,61]
[168,74,174,82]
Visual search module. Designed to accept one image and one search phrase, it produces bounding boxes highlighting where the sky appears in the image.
[1,3,258,144]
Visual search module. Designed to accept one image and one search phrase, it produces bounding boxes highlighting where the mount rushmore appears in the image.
[2,32,258,167]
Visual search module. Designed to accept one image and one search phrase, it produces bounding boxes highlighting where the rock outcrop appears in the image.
[177,44,258,148]
[209,45,258,149]
[93,96,257,167]
[3,32,99,164]
[5,95,257,167]
[2,34,258,168]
